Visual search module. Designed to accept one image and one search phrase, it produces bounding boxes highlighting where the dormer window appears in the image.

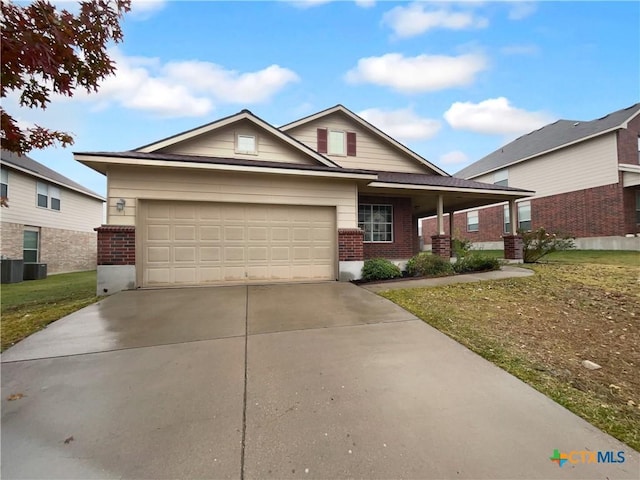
[317,128,356,156]
[235,134,257,155]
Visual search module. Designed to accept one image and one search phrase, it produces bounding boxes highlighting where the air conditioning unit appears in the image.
[23,263,47,280]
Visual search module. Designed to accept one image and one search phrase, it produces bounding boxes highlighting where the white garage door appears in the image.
[140,201,336,286]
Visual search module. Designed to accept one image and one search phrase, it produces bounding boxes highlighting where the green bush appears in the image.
[361,258,402,282]
[452,237,473,258]
[406,252,454,277]
[453,253,501,274]
[520,227,575,263]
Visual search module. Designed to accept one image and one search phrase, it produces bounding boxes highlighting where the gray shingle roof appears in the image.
[1,150,104,200]
[376,172,533,193]
[455,102,640,179]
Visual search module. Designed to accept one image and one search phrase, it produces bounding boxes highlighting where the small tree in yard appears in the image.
[520,227,575,263]
[1,0,131,155]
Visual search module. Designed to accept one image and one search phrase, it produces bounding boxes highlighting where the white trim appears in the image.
[280,105,449,176]
[75,154,378,181]
[619,163,640,173]
[367,181,533,197]
[136,111,338,168]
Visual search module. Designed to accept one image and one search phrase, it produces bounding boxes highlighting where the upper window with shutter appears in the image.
[317,128,356,156]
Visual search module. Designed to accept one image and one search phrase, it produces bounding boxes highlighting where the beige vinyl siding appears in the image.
[0,169,103,232]
[286,112,430,174]
[157,119,316,165]
[473,134,619,198]
[106,166,358,229]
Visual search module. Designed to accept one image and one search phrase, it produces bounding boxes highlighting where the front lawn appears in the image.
[1,270,99,351]
[381,257,639,451]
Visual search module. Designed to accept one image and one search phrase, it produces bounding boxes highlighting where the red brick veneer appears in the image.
[95,225,135,265]
[359,196,418,259]
[338,228,364,261]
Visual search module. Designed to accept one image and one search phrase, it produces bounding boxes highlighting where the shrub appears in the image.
[520,227,575,263]
[406,252,454,277]
[452,237,473,258]
[453,253,501,274]
[361,258,402,282]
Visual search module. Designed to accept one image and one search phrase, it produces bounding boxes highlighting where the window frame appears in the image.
[328,130,346,156]
[23,229,40,263]
[36,181,61,211]
[635,190,640,224]
[518,201,532,231]
[503,204,511,233]
[0,167,7,198]
[235,133,258,155]
[494,169,508,187]
[467,210,479,232]
[358,204,394,243]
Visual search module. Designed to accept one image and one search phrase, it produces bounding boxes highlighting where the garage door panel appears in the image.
[141,201,335,287]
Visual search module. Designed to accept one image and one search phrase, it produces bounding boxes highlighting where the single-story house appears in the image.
[422,102,640,250]
[0,150,104,277]
[74,105,533,295]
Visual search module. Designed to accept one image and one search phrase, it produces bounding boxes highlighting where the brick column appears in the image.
[431,234,451,258]
[503,234,524,260]
[338,228,364,261]
[95,225,136,265]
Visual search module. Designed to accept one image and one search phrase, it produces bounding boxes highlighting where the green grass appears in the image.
[380,254,640,451]
[468,249,639,265]
[1,271,98,351]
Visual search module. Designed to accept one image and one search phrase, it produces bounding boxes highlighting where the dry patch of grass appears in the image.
[1,271,98,351]
[381,262,640,451]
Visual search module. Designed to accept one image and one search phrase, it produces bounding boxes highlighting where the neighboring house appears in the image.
[422,102,640,250]
[0,151,105,275]
[74,105,532,294]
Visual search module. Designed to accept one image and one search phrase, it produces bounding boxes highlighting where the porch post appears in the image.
[431,194,451,258]
[503,199,523,261]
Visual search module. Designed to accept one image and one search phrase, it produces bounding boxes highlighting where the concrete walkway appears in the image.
[363,265,534,292]
[1,281,637,479]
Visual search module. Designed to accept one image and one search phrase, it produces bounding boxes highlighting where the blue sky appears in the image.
[7,0,640,196]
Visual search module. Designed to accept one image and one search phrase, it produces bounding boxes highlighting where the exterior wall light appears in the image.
[116,198,126,211]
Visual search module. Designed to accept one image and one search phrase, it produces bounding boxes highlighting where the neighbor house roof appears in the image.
[1,150,104,201]
[455,102,640,179]
[280,104,449,177]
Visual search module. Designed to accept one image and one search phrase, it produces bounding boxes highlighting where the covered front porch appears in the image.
[350,172,534,262]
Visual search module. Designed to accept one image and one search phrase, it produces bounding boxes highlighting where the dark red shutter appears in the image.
[346,132,356,156]
[317,128,328,153]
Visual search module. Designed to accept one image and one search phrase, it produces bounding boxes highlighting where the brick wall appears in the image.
[359,196,417,259]
[1,222,97,273]
[96,225,136,265]
[0,222,23,258]
[617,111,640,165]
[623,186,639,234]
[40,227,97,273]
[423,183,631,244]
[338,228,364,261]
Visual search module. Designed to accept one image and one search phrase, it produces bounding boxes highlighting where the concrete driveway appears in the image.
[1,283,637,479]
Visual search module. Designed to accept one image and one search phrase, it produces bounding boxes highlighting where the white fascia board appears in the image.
[74,155,377,181]
[619,163,640,173]
[367,181,534,197]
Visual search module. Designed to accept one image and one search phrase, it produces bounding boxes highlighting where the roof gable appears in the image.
[281,105,448,176]
[136,110,338,168]
[456,102,640,179]
[0,150,104,200]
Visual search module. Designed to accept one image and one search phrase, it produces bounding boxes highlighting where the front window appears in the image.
[518,201,532,231]
[36,182,61,210]
[328,130,345,155]
[467,211,479,232]
[23,229,39,263]
[503,205,511,233]
[1,168,7,198]
[494,169,508,187]
[636,191,640,224]
[358,204,393,242]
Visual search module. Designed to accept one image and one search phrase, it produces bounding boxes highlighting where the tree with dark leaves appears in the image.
[1,0,131,155]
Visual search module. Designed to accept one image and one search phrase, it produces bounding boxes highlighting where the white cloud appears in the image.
[345,53,488,93]
[355,0,376,8]
[444,97,554,135]
[508,1,537,20]
[383,2,488,38]
[130,0,167,14]
[67,51,299,118]
[288,0,375,8]
[439,150,469,165]
[359,107,441,141]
